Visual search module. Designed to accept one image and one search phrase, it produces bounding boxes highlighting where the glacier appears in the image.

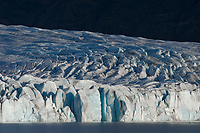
[0,24,200,122]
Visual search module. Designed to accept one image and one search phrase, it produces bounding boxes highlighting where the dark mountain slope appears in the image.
[1,0,200,42]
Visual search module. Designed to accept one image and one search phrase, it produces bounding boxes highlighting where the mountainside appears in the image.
[0,25,200,122]
[1,0,200,42]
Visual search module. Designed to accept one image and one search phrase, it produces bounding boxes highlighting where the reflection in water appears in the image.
[0,122,199,133]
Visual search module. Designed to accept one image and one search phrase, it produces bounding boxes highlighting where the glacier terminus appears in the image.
[0,25,200,122]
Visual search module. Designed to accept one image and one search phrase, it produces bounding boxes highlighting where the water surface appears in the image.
[0,122,199,133]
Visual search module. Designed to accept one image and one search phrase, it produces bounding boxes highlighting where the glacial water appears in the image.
[0,123,199,133]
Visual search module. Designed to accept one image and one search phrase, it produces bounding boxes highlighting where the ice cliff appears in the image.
[0,25,200,122]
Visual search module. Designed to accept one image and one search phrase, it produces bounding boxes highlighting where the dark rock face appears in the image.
[1,0,200,42]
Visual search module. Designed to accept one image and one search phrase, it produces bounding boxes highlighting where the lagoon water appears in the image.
[0,123,199,133]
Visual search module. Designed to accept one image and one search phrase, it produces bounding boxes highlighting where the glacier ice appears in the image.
[0,75,200,122]
[0,24,200,122]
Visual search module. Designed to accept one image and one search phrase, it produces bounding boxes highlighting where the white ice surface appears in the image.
[0,24,200,122]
